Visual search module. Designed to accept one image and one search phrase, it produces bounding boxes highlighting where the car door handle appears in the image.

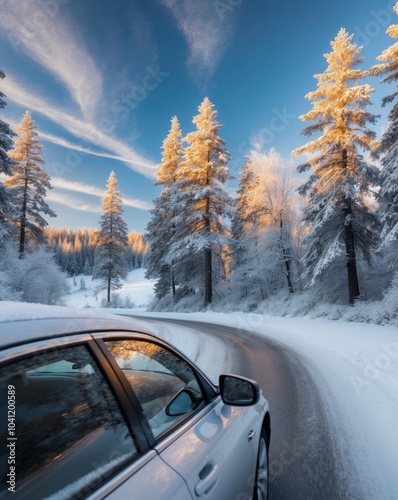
[195,462,219,496]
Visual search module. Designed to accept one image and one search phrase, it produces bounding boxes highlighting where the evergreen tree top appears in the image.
[181,97,232,183]
[189,97,223,138]
[292,28,377,157]
[9,110,44,165]
[156,115,184,186]
[101,170,124,215]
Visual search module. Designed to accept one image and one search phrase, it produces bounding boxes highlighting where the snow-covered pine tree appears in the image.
[0,69,17,243]
[371,2,398,252]
[146,116,184,299]
[231,150,301,303]
[231,157,255,241]
[5,111,56,255]
[292,29,379,305]
[83,257,91,276]
[173,98,234,305]
[93,171,128,303]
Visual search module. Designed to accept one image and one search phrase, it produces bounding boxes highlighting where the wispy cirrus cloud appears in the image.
[36,129,153,170]
[0,0,102,120]
[42,192,101,214]
[2,75,156,178]
[0,171,152,213]
[161,0,240,84]
[51,177,152,211]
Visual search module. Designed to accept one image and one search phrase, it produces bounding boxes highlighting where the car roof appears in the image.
[0,302,154,350]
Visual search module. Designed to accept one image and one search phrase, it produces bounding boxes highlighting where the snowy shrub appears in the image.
[0,246,70,304]
[173,294,205,312]
[100,293,135,309]
[0,270,21,301]
[147,293,175,312]
[148,291,205,312]
[122,296,135,309]
[343,272,398,326]
[101,294,120,308]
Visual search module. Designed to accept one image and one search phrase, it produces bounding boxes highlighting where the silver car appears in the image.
[0,311,270,499]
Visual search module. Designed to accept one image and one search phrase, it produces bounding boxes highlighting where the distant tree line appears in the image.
[44,226,149,277]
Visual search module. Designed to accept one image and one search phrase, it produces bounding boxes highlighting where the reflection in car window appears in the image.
[105,340,205,438]
[0,345,137,499]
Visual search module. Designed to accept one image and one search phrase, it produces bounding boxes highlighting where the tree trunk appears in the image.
[344,204,360,305]
[171,262,176,298]
[342,149,360,305]
[280,212,294,293]
[107,276,111,304]
[204,246,212,305]
[284,256,294,294]
[19,176,28,257]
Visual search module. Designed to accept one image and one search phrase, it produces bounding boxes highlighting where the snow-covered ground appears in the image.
[62,268,156,310]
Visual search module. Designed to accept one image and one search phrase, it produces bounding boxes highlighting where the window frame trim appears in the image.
[88,336,151,451]
[93,332,218,447]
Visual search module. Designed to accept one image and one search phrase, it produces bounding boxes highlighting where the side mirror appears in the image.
[166,389,197,416]
[219,374,260,406]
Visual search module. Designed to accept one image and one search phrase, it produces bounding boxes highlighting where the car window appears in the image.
[105,340,206,439]
[0,344,138,499]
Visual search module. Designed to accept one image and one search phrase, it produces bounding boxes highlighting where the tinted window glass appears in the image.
[105,340,205,438]
[0,345,137,499]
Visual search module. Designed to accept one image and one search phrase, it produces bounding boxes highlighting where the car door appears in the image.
[158,400,259,499]
[0,337,191,500]
[100,336,260,499]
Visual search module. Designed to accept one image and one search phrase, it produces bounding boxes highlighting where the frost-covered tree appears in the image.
[93,171,128,303]
[231,150,302,303]
[146,116,184,299]
[292,29,379,305]
[5,111,56,255]
[173,98,234,305]
[371,2,398,251]
[0,69,17,243]
[0,244,69,304]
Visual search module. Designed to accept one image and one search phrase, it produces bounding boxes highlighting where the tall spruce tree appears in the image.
[146,116,184,299]
[371,2,398,249]
[173,98,234,305]
[6,111,56,255]
[292,29,379,305]
[93,171,128,303]
[0,69,17,243]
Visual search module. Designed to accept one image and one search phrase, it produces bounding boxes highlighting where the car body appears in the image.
[0,307,270,499]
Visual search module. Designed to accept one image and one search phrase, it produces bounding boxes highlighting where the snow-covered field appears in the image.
[62,268,156,310]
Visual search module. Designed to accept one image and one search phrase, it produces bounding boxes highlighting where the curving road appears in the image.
[130,316,364,499]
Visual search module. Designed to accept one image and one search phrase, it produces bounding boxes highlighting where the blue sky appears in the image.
[0,0,395,232]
